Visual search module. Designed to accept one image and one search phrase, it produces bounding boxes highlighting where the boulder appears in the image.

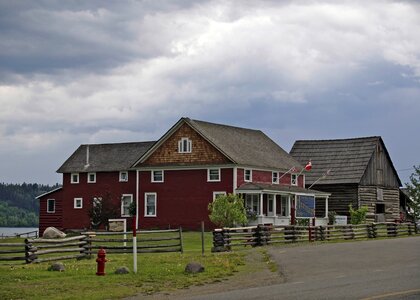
[42,227,66,239]
[48,262,65,272]
[185,262,204,274]
[115,266,130,274]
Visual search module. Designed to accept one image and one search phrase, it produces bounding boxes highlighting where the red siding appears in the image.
[237,168,304,188]
[138,168,234,230]
[39,189,63,235]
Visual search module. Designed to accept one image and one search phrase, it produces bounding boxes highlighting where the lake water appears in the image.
[0,227,38,237]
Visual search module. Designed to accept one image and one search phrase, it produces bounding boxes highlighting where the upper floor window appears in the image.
[74,197,83,209]
[244,169,252,182]
[88,172,96,183]
[152,170,164,183]
[291,174,298,186]
[272,172,279,184]
[119,171,128,182]
[208,168,221,182]
[47,199,55,213]
[121,194,133,217]
[178,137,192,153]
[71,173,79,184]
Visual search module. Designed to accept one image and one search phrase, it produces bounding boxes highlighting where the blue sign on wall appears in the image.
[296,196,315,218]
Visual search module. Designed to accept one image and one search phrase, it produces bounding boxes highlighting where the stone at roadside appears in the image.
[185,262,204,274]
[115,266,130,274]
[43,227,67,239]
[48,262,65,272]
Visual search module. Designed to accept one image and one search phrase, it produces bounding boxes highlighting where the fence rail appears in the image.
[212,222,419,251]
[0,227,183,264]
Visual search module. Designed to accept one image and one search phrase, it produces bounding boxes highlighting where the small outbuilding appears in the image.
[290,136,402,222]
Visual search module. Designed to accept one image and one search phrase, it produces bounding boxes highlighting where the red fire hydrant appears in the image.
[96,248,108,276]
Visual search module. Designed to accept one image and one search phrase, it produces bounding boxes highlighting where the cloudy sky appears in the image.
[0,0,419,185]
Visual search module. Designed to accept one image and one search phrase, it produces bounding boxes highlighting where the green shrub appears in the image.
[208,194,247,228]
[348,204,369,224]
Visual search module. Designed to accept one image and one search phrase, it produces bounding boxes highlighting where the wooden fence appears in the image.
[1,230,38,239]
[213,222,419,251]
[0,228,183,264]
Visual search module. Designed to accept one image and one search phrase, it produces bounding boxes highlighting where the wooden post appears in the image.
[179,227,184,254]
[201,221,205,257]
[132,216,137,274]
[24,238,31,264]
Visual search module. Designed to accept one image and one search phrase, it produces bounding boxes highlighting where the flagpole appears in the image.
[278,166,297,180]
[308,169,331,189]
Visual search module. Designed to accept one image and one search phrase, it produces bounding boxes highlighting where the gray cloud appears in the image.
[0,0,419,184]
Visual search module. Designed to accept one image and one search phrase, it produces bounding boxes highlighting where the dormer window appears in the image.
[71,173,79,184]
[291,174,298,186]
[178,137,192,153]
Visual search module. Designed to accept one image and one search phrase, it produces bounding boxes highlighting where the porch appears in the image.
[236,182,330,226]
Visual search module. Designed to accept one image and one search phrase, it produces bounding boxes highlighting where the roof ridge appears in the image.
[294,136,381,143]
[80,141,156,147]
[188,118,262,133]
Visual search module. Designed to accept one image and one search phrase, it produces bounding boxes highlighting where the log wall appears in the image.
[359,186,400,222]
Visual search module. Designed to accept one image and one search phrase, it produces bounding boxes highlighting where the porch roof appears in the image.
[236,182,330,196]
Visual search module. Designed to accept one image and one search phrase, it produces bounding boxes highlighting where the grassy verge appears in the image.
[0,232,246,300]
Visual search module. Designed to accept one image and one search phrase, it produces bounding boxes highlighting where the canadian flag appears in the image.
[305,161,312,171]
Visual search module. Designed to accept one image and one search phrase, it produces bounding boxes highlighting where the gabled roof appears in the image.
[36,187,63,199]
[134,117,302,171]
[57,141,155,173]
[290,136,400,185]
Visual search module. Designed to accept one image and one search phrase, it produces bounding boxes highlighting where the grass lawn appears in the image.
[0,232,247,300]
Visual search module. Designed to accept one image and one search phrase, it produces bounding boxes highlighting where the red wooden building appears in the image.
[37,118,329,234]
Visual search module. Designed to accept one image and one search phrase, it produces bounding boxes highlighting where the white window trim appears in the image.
[207,168,221,182]
[121,194,133,217]
[151,170,164,183]
[87,172,96,183]
[119,171,128,182]
[244,169,252,182]
[272,171,279,184]
[213,191,226,200]
[291,174,298,186]
[71,173,79,184]
[178,137,192,153]
[74,197,83,209]
[47,199,55,213]
[144,192,157,217]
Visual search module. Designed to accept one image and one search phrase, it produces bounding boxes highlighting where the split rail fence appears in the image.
[213,222,419,251]
[0,228,183,264]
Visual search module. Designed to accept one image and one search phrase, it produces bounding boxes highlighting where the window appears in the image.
[376,203,385,214]
[178,137,192,153]
[88,172,96,183]
[145,193,157,217]
[47,199,55,213]
[291,174,298,186]
[151,170,164,183]
[74,198,83,209]
[71,173,79,184]
[245,194,259,215]
[280,195,289,217]
[121,194,133,217]
[272,172,279,184]
[213,191,226,200]
[244,169,252,182]
[119,171,128,182]
[377,188,383,201]
[267,194,274,215]
[208,168,221,182]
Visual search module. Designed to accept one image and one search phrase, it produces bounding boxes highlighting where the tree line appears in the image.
[0,182,60,227]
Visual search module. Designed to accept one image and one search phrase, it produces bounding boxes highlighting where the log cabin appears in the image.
[290,137,402,222]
